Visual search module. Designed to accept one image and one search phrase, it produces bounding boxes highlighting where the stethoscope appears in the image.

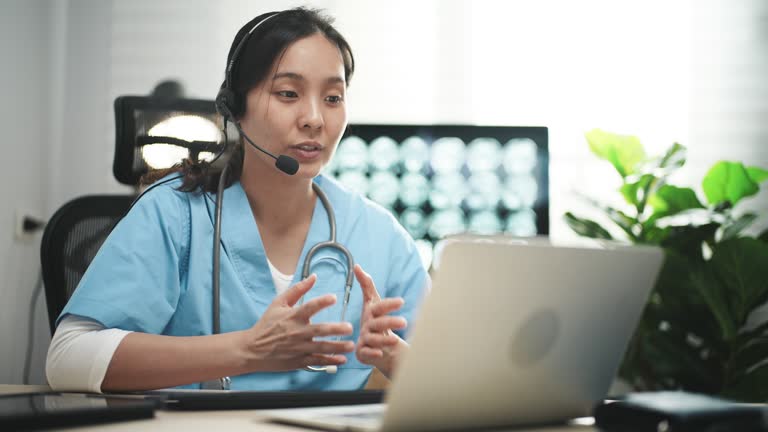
[201,162,355,390]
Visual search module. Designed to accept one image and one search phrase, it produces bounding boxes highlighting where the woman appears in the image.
[46,7,429,392]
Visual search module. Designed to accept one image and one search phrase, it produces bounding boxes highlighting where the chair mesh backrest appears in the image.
[41,195,134,334]
[62,216,119,299]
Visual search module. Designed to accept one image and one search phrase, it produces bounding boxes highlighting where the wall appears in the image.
[689,0,768,233]
[48,0,120,214]
[0,0,52,384]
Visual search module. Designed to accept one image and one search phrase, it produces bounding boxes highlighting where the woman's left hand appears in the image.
[353,264,409,378]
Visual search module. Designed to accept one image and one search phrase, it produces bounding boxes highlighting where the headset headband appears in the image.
[223,11,282,91]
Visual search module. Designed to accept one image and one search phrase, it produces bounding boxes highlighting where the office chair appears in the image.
[39,94,221,335]
[40,195,134,334]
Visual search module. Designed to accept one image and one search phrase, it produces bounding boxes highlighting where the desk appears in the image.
[0,385,597,432]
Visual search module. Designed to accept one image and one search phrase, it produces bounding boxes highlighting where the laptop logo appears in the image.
[509,308,560,367]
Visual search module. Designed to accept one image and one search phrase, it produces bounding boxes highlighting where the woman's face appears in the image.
[239,33,348,180]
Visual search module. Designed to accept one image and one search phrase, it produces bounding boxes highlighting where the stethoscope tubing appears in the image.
[210,168,354,387]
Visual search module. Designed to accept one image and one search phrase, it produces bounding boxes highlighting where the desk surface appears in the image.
[0,385,597,432]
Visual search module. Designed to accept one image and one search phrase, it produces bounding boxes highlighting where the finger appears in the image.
[354,264,380,303]
[279,274,317,306]
[294,340,355,354]
[366,316,407,333]
[300,322,354,339]
[356,347,384,362]
[360,306,372,324]
[359,332,400,348]
[303,354,348,366]
[369,298,405,317]
[292,293,337,321]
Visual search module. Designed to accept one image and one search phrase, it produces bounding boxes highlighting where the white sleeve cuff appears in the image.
[46,314,132,393]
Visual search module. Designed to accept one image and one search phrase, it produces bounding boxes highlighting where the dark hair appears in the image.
[141,7,355,192]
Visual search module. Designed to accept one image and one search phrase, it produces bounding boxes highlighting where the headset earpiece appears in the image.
[215,87,239,120]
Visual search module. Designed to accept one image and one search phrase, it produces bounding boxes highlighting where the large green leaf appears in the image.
[630,280,727,392]
[660,223,718,261]
[652,252,723,342]
[619,144,685,213]
[728,338,768,384]
[620,174,655,212]
[747,166,768,183]
[585,129,646,178]
[563,212,613,239]
[760,229,768,243]
[647,185,704,221]
[734,319,768,347]
[720,213,757,241]
[707,238,768,326]
[690,264,738,340]
[653,250,695,300]
[571,193,639,240]
[643,225,672,245]
[722,361,768,402]
[658,142,687,170]
[598,205,638,241]
[702,161,760,206]
[641,325,721,392]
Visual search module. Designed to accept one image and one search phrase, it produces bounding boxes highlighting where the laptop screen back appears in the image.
[381,235,663,431]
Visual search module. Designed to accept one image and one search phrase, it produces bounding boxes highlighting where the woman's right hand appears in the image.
[239,274,355,372]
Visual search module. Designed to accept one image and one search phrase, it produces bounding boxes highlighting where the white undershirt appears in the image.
[46,258,294,393]
[266,258,294,295]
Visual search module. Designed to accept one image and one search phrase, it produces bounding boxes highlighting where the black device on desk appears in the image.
[0,392,156,431]
[594,391,768,432]
[154,389,385,411]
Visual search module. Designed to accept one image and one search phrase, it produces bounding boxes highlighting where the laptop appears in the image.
[266,235,664,432]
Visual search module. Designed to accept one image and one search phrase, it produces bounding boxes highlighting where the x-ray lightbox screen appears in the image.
[325,125,548,267]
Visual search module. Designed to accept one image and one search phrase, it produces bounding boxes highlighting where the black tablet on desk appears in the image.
[154,389,385,410]
[0,392,156,431]
[594,392,768,432]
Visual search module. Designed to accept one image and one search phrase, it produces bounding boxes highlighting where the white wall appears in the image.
[48,0,122,213]
[689,0,768,231]
[0,0,52,385]
[1,0,766,384]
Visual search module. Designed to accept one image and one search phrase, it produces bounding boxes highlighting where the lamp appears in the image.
[113,95,231,185]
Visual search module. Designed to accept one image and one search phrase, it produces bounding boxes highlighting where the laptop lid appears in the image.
[266,235,663,432]
[380,235,663,431]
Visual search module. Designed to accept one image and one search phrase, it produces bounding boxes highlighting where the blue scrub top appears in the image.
[60,174,429,390]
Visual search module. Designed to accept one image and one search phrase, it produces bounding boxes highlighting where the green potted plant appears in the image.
[565,129,768,401]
